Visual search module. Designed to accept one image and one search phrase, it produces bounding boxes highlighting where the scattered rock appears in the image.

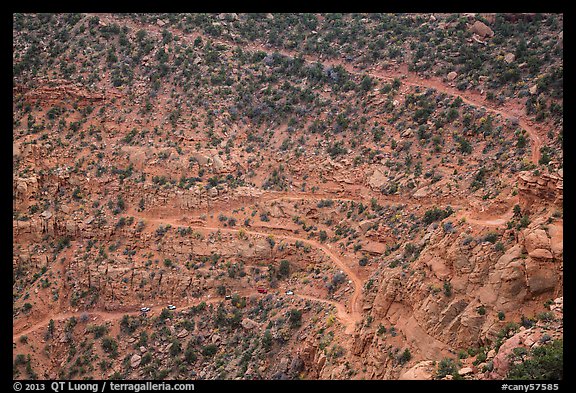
[458,367,474,376]
[241,318,259,330]
[504,53,515,64]
[470,21,494,38]
[130,354,141,368]
[358,219,376,234]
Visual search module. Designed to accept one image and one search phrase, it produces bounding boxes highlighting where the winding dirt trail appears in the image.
[14,191,514,340]
[364,66,543,164]
[459,208,515,228]
[20,14,544,340]
[296,294,359,334]
[13,297,226,340]
[133,215,365,327]
[98,13,544,166]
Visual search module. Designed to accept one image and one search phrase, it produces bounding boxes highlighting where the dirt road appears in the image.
[96,13,544,166]
[19,14,546,339]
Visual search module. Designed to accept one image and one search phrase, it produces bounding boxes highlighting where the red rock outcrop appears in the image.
[518,170,563,214]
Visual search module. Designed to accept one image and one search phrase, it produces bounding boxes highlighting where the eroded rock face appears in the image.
[359,216,562,378]
[485,297,563,380]
[518,171,563,213]
[524,229,550,254]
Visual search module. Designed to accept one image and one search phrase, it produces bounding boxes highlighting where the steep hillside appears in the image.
[13,13,562,380]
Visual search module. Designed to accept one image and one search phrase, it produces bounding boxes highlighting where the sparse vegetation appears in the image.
[11,12,563,382]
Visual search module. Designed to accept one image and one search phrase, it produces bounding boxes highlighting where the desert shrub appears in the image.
[287,308,302,328]
[120,315,141,334]
[278,260,290,278]
[507,340,563,380]
[202,344,218,358]
[398,348,412,364]
[483,232,499,243]
[87,324,108,339]
[423,206,454,225]
[262,329,273,351]
[436,358,458,379]
[443,281,452,297]
[184,342,197,364]
[101,336,118,357]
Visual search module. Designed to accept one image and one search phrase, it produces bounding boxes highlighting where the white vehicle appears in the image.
[140,307,151,313]
[285,290,294,295]
[167,305,176,310]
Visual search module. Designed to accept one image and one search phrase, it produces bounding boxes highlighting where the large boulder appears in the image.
[368,167,388,189]
[399,360,436,380]
[211,155,225,172]
[523,229,551,255]
[470,21,494,38]
[528,248,553,260]
[525,258,557,295]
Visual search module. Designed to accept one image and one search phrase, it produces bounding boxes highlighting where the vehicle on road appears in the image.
[286,290,294,295]
[225,295,232,300]
[167,305,176,310]
[140,307,151,313]
[257,287,268,294]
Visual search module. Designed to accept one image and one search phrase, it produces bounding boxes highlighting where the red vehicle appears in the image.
[257,287,268,294]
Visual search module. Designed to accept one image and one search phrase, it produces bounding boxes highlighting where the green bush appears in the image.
[423,206,454,225]
[436,358,458,379]
[101,336,118,357]
[202,344,218,358]
[507,340,562,380]
[288,308,302,328]
[184,342,197,364]
[443,281,452,297]
[398,348,412,364]
[278,260,290,278]
[484,232,499,243]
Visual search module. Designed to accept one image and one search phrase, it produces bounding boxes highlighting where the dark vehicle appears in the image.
[257,287,268,294]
